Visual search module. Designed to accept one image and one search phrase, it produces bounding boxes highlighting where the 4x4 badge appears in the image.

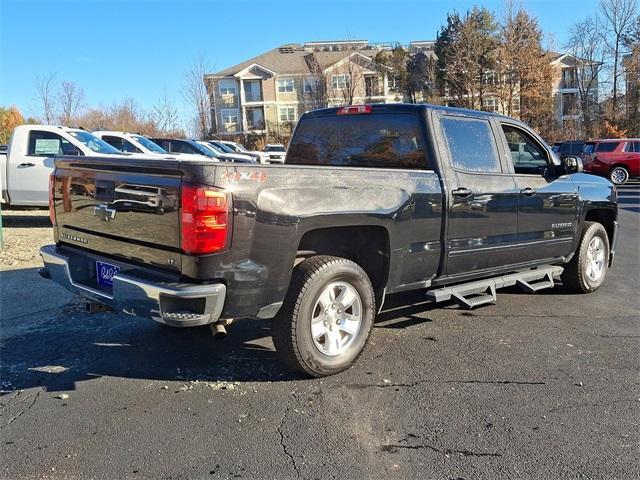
[94,204,116,222]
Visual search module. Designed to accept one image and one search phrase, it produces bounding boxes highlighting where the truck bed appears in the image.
[51,156,443,319]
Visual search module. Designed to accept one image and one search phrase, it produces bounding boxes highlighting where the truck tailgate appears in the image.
[53,156,182,256]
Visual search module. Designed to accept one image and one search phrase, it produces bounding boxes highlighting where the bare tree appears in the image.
[183,56,212,139]
[335,54,363,105]
[34,73,57,124]
[302,53,329,110]
[600,0,638,121]
[566,16,608,137]
[151,90,180,134]
[57,81,85,126]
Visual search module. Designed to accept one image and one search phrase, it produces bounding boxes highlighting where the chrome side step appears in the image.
[426,265,563,309]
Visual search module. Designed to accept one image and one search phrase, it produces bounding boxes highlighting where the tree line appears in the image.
[1,0,638,144]
[377,0,638,139]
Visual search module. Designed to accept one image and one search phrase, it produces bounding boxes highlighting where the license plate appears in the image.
[96,261,120,287]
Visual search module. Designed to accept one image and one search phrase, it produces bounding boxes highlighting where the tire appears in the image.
[609,166,629,185]
[272,255,375,377]
[561,221,609,293]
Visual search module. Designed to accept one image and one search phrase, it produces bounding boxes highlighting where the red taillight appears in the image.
[49,173,56,226]
[337,105,372,115]
[181,184,229,254]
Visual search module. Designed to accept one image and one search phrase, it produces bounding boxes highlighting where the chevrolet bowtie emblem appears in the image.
[93,204,116,221]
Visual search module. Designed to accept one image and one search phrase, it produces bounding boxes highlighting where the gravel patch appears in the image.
[1,209,52,269]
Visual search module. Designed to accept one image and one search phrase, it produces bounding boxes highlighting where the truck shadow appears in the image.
[1,269,443,394]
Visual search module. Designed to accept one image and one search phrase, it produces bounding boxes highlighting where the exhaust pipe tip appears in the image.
[210,319,233,339]
[212,322,227,339]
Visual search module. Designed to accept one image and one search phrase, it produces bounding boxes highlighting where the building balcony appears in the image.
[243,92,264,103]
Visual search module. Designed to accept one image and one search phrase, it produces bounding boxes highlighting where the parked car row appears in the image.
[553,138,639,185]
[1,124,289,208]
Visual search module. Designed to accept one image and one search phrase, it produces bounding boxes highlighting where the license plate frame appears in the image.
[96,260,121,288]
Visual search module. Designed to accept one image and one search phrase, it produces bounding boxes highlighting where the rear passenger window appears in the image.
[596,142,619,152]
[440,116,501,173]
[286,113,429,169]
[102,135,123,151]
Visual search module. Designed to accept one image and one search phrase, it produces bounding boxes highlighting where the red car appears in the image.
[582,138,639,185]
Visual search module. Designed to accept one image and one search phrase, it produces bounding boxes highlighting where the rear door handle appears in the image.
[452,187,473,197]
[19,162,36,167]
[520,187,536,196]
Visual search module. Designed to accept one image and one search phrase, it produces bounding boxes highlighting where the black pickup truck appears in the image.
[40,104,618,377]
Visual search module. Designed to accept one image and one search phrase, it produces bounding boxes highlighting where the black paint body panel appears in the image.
[50,105,618,319]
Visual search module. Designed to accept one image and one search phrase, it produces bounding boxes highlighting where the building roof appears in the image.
[207,45,386,77]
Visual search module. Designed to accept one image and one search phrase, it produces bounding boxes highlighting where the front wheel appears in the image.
[609,166,629,185]
[561,221,609,293]
[272,256,375,377]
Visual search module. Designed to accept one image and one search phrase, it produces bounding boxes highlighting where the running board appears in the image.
[426,265,563,309]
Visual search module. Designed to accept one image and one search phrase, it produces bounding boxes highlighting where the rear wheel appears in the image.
[609,166,629,185]
[272,256,375,377]
[561,221,609,293]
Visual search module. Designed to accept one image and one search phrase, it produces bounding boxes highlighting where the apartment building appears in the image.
[205,39,597,137]
[204,40,435,136]
[549,52,600,130]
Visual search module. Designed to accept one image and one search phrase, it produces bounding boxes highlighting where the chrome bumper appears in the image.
[39,244,226,327]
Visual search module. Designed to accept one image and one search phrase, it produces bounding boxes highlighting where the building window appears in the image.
[483,97,499,113]
[511,97,520,113]
[279,106,296,122]
[332,74,350,90]
[561,68,577,89]
[219,79,237,96]
[303,77,317,93]
[482,70,498,85]
[562,93,577,116]
[221,109,239,131]
[277,78,295,93]
[388,75,401,91]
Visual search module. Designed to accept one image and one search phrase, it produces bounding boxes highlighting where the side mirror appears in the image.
[562,156,583,174]
[65,148,82,156]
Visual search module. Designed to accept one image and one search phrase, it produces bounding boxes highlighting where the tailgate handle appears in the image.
[95,180,115,202]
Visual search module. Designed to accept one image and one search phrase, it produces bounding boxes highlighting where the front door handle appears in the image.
[452,187,473,197]
[520,187,536,196]
[19,162,36,167]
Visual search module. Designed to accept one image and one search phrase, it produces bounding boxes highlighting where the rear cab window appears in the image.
[287,112,430,170]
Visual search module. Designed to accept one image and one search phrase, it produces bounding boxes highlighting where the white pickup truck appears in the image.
[1,125,139,207]
[92,131,207,161]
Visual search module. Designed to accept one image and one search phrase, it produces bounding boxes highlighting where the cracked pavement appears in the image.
[1,187,639,479]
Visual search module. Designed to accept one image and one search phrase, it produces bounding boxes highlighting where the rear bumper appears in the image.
[39,244,226,327]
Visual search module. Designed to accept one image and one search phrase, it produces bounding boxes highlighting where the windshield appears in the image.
[228,142,248,152]
[132,135,167,154]
[266,145,286,152]
[68,130,122,154]
[212,142,235,153]
[193,142,218,157]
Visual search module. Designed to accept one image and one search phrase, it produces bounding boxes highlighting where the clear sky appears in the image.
[0,0,600,129]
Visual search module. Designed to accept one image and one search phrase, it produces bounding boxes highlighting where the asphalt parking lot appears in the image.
[1,184,639,480]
